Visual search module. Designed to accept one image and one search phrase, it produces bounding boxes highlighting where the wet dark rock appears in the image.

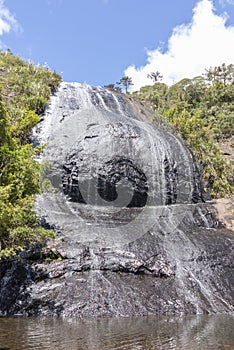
[0,219,233,317]
[0,83,233,317]
[0,259,33,316]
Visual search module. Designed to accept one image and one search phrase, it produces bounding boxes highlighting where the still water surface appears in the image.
[0,315,234,350]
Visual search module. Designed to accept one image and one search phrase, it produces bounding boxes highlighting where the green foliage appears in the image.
[204,63,234,85]
[40,247,64,261]
[116,76,133,93]
[103,83,122,92]
[104,76,134,93]
[0,50,61,144]
[164,105,233,197]
[147,71,163,83]
[134,82,168,110]
[0,51,61,259]
[136,64,234,198]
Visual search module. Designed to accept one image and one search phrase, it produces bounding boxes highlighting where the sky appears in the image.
[1,0,234,90]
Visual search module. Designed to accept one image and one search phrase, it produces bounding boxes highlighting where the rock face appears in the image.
[0,82,233,317]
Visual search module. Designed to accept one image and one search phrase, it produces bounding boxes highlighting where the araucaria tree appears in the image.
[117,76,133,93]
[147,71,163,83]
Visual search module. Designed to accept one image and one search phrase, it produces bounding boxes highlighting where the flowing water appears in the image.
[0,82,232,350]
[0,315,234,350]
[0,83,232,321]
[19,82,233,318]
[34,82,204,249]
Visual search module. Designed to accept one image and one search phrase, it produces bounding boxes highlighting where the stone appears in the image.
[0,82,233,317]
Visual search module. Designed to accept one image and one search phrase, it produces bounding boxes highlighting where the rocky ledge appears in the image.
[0,204,233,317]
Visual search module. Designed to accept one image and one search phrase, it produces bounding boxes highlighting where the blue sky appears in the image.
[1,0,234,90]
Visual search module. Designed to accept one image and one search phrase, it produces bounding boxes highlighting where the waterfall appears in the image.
[33,82,208,249]
[1,82,233,318]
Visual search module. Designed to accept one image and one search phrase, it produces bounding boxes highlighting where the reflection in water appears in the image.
[0,315,234,350]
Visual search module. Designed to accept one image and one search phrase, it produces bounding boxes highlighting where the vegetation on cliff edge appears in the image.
[0,51,61,259]
[133,63,234,197]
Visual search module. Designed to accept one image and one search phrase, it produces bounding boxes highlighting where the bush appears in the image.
[136,67,234,198]
[0,51,61,259]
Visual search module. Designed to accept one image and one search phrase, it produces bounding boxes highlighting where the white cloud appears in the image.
[0,0,19,46]
[125,0,234,91]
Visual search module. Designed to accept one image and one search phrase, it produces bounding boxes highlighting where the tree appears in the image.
[116,76,133,93]
[204,63,234,86]
[166,77,206,106]
[136,63,234,198]
[136,82,168,110]
[0,96,10,146]
[147,71,163,83]
[103,83,122,92]
[0,51,61,258]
